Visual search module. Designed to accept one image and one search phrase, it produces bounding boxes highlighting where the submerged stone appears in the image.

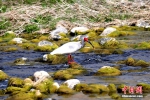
[13,57,28,65]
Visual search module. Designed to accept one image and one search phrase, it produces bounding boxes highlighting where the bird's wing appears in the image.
[50,42,81,55]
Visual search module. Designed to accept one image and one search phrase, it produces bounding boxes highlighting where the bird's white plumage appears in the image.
[50,41,82,55]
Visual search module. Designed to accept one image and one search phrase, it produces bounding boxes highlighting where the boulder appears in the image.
[38,40,53,46]
[95,66,121,76]
[100,27,116,36]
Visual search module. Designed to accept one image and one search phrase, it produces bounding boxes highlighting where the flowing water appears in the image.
[0,31,150,100]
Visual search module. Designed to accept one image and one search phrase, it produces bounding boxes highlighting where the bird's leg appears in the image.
[68,54,74,64]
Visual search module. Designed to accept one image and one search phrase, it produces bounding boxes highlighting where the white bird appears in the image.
[50,37,94,64]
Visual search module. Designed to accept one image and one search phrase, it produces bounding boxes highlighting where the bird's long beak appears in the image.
[88,41,94,48]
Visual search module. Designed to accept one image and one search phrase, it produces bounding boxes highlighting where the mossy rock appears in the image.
[19,43,37,50]
[48,84,58,94]
[68,62,84,69]
[6,85,32,94]
[57,85,75,94]
[134,60,149,67]
[125,57,135,66]
[34,79,53,93]
[31,39,40,43]
[39,36,48,41]
[137,83,150,93]
[74,83,88,92]
[34,45,52,52]
[24,78,34,86]
[80,47,93,53]
[110,93,120,99]
[1,32,16,42]
[82,84,109,93]
[92,27,104,35]
[116,25,145,31]
[0,70,9,81]
[117,84,126,93]
[6,91,41,100]
[46,54,67,64]
[7,77,24,87]
[87,31,98,40]
[4,47,18,52]
[66,68,86,75]
[107,84,117,93]
[134,41,150,49]
[13,58,26,65]
[0,89,5,95]
[53,70,74,80]
[95,66,121,76]
[108,30,135,37]
[6,86,24,94]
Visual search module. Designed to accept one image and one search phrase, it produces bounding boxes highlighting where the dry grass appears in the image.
[0,0,150,35]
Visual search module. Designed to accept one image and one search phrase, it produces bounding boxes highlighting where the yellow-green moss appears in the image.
[92,27,105,35]
[57,85,75,94]
[80,47,93,53]
[108,30,136,37]
[4,47,18,52]
[74,83,88,92]
[107,84,117,93]
[87,31,98,40]
[134,60,149,67]
[34,45,52,52]
[19,43,37,50]
[46,54,67,64]
[24,78,33,86]
[66,68,86,75]
[1,32,16,42]
[34,79,53,93]
[68,62,84,69]
[31,39,40,43]
[137,83,150,93]
[82,84,109,93]
[134,41,150,49]
[53,70,74,80]
[39,36,48,41]
[48,84,58,94]
[6,91,40,100]
[124,57,149,67]
[0,70,9,81]
[125,57,135,66]
[110,93,120,99]
[117,84,126,93]
[115,25,145,31]
[95,67,121,76]
[13,58,26,65]
[7,77,24,87]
